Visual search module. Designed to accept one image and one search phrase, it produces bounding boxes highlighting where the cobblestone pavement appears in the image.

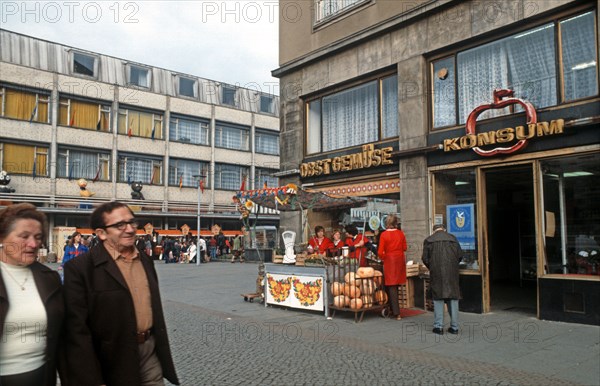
[154,262,599,386]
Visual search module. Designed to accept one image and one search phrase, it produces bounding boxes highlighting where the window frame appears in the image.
[314,0,371,26]
[255,129,280,155]
[118,153,163,185]
[127,64,151,88]
[304,71,398,155]
[254,168,279,189]
[260,95,275,114]
[0,85,51,124]
[168,158,209,188]
[429,7,599,131]
[214,122,250,151]
[118,106,163,139]
[0,142,49,177]
[169,114,210,145]
[57,147,111,181]
[221,85,237,106]
[58,96,111,132]
[71,51,98,78]
[213,163,249,191]
[177,76,197,99]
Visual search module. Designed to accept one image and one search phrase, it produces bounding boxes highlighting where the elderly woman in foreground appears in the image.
[0,203,65,386]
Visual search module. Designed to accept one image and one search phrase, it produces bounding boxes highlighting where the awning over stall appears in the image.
[236,184,366,211]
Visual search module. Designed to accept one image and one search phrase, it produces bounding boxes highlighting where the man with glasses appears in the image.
[63,201,179,386]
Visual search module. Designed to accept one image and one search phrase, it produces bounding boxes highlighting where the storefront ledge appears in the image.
[541,274,600,281]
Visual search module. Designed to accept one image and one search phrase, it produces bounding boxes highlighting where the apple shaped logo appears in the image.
[465,89,537,156]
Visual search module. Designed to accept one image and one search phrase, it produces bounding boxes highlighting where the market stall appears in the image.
[236,184,365,314]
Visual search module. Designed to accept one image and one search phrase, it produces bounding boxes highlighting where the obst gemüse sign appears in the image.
[443,89,564,156]
[300,144,393,178]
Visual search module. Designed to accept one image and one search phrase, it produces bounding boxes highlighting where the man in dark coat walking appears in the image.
[63,201,179,386]
[422,224,463,335]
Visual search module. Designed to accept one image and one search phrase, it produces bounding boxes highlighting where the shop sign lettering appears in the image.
[300,144,393,178]
[443,89,564,156]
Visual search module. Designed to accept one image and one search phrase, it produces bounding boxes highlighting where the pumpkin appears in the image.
[373,270,383,286]
[361,294,373,308]
[345,285,361,299]
[331,282,344,296]
[374,290,388,305]
[360,279,375,295]
[356,267,374,278]
[344,272,358,286]
[349,298,363,310]
[333,295,347,308]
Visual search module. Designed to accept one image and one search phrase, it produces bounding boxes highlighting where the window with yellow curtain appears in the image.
[58,98,111,131]
[118,108,163,139]
[2,88,49,123]
[1,143,48,176]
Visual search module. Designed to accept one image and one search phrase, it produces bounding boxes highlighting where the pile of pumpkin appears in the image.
[330,266,388,310]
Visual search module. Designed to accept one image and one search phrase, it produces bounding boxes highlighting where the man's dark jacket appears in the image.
[422,230,463,300]
[64,244,179,385]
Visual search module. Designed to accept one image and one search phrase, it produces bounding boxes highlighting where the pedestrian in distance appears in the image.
[422,223,463,335]
[0,203,66,386]
[63,201,179,386]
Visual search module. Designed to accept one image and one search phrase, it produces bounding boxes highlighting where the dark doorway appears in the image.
[486,166,537,314]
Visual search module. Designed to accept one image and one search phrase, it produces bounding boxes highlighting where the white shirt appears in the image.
[0,261,47,375]
[189,244,197,259]
[198,239,206,251]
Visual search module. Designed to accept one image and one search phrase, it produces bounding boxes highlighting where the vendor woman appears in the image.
[307,226,333,255]
[344,224,368,267]
[326,229,345,257]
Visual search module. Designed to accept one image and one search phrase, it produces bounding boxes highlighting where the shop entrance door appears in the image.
[484,165,537,314]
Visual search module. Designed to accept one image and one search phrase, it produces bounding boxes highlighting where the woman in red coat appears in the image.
[344,224,368,267]
[377,214,407,320]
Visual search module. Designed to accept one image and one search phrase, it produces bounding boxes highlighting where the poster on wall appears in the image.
[265,273,324,311]
[447,204,475,250]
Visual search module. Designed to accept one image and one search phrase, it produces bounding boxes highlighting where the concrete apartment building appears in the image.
[273,0,599,324]
[0,29,280,255]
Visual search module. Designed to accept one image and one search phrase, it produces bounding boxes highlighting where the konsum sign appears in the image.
[443,89,564,156]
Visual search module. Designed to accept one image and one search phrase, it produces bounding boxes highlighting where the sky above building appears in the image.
[1,0,280,95]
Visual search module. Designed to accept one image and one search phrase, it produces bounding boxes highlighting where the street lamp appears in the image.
[193,174,203,266]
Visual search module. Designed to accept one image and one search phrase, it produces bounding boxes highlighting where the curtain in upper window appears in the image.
[322,81,378,152]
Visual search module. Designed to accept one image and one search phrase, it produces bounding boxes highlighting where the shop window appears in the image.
[57,148,110,181]
[118,107,163,139]
[541,153,600,276]
[0,86,50,123]
[432,169,479,271]
[178,76,196,98]
[128,65,150,88]
[306,73,398,154]
[255,130,279,155]
[431,10,598,129]
[0,142,48,177]
[215,122,250,151]
[72,52,97,77]
[59,97,110,132]
[168,158,208,188]
[255,168,279,188]
[170,115,209,145]
[214,163,249,191]
[118,154,162,185]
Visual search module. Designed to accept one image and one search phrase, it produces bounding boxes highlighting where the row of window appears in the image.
[305,9,598,154]
[0,142,279,189]
[0,88,279,155]
[72,51,276,114]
